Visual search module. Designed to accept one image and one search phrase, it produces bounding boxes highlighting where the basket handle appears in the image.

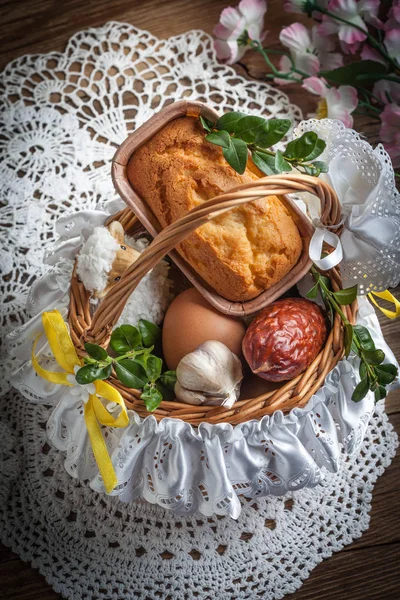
[73,173,341,347]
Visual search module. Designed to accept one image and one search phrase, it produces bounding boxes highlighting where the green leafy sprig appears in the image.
[307,268,398,403]
[75,320,176,412]
[200,112,328,177]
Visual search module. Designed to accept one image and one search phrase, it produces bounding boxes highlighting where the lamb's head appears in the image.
[76,221,140,298]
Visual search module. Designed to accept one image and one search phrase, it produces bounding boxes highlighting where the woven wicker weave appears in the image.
[68,173,356,425]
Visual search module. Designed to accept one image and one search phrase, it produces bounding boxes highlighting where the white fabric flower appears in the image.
[66,365,96,404]
[302,77,358,128]
[278,23,343,80]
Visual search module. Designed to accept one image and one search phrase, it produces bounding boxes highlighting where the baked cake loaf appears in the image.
[127,117,302,301]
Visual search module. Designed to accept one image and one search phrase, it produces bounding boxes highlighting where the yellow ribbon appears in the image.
[368,290,400,320]
[31,310,129,493]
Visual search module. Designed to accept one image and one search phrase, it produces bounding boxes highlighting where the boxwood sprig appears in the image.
[75,320,176,412]
[200,112,328,177]
[307,267,398,403]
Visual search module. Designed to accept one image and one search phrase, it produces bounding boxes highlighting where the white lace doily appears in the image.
[0,21,399,598]
[0,21,301,397]
[0,392,397,600]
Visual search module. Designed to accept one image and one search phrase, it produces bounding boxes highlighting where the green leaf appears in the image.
[354,325,375,351]
[251,150,276,175]
[376,363,398,376]
[215,111,247,133]
[199,115,214,132]
[75,364,112,385]
[84,342,108,361]
[359,361,367,381]
[320,60,388,86]
[110,325,141,355]
[133,346,154,370]
[234,116,291,147]
[205,130,231,149]
[375,363,398,385]
[319,275,331,290]
[374,385,387,402]
[145,355,163,383]
[155,380,175,401]
[352,377,370,402]
[332,285,358,305]
[256,119,291,147]
[306,282,319,299]
[274,149,292,173]
[363,349,385,365]
[344,323,354,358]
[233,115,268,144]
[310,160,328,173]
[304,138,326,161]
[160,370,177,390]
[114,359,147,389]
[223,137,248,174]
[302,164,320,176]
[141,383,163,412]
[285,132,319,160]
[138,319,161,348]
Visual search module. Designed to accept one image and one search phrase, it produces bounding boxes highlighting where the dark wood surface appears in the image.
[0,1,399,598]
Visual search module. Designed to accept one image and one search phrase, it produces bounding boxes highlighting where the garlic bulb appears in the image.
[174,340,243,408]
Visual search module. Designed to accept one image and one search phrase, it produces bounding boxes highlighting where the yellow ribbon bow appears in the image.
[31,310,129,493]
[368,290,400,320]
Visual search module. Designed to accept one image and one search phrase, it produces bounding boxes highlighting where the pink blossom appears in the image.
[278,23,343,82]
[303,76,358,127]
[373,80,400,105]
[214,0,267,64]
[383,0,400,61]
[360,44,386,64]
[318,0,382,55]
[386,0,400,26]
[384,29,400,63]
[380,103,400,168]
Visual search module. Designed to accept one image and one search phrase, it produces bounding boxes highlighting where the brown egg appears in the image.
[240,375,282,400]
[162,288,246,370]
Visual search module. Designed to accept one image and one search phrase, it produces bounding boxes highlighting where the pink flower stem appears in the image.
[314,3,400,72]
[358,87,382,105]
[352,109,381,121]
[249,40,310,80]
[357,101,381,114]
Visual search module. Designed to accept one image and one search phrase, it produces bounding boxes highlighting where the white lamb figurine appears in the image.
[76,221,174,326]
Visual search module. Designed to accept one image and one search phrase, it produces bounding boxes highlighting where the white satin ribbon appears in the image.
[309,219,343,271]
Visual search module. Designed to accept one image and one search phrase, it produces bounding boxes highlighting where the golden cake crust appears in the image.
[127,117,302,301]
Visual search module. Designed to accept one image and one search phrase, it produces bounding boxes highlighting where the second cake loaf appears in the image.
[127,116,302,301]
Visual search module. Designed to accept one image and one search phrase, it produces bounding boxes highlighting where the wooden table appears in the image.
[1,1,399,598]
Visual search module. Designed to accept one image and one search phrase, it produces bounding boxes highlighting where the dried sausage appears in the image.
[242,298,327,382]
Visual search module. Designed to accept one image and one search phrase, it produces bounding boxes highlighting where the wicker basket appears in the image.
[68,172,357,426]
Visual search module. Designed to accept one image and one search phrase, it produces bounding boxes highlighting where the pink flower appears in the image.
[380,103,400,168]
[303,76,358,127]
[360,44,386,64]
[373,80,400,105]
[278,23,343,81]
[318,0,382,55]
[214,0,267,64]
[383,0,400,61]
[384,28,400,62]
